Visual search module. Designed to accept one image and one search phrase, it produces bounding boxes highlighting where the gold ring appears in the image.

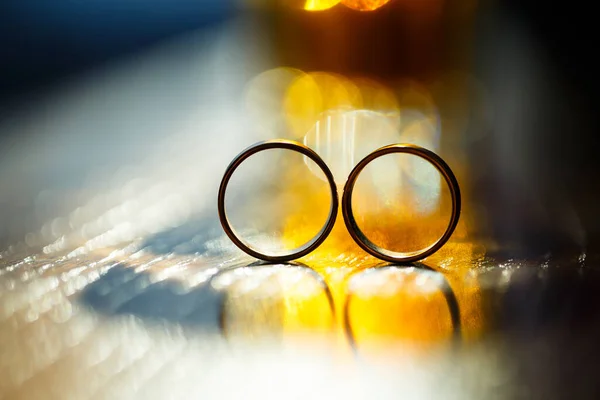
[218,139,338,262]
[342,144,461,263]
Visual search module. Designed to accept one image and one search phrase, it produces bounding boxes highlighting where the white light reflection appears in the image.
[303,107,442,212]
[349,267,447,298]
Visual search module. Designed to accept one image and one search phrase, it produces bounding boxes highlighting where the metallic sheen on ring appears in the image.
[342,144,461,263]
[218,139,339,262]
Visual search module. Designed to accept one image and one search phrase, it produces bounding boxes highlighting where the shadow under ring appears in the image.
[218,139,339,262]
[342,143,461,263]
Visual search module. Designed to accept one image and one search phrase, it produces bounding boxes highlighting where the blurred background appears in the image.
[1,0,600,398]
[2,0,599,254]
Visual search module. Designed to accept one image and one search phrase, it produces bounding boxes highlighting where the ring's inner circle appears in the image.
[350,152,452,255]
[225,148,332,257]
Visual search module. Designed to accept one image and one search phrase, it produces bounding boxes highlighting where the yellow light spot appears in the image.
[284,72,362,138]
[303,0,341,11]
[341,0,392,11]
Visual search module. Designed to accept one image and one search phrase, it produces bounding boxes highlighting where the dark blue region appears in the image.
[80,264,224,331]
[0,0,236,103]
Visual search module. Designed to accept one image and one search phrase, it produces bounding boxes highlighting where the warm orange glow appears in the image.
[284,72,362,138]
[353,78,399,113]
[238,67,486,348]
[245,69,403,142]
[278,143,485,343]
[341,0,392,11]
[348,268,454,345]
[301,109,401,184]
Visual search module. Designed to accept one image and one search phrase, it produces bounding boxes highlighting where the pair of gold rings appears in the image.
[218,139,461,263]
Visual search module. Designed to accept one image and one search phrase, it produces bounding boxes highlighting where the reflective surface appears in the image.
[3,229,599,398]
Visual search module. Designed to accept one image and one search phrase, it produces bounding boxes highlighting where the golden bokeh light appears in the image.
[341,0,392,11]
[302,108,400,183]
[284,71,363,138]
[246,68,403,141]
[353,78,400,113]
[303,0,341,11]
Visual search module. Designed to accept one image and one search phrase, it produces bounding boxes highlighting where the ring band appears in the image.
[342,144,461,263]
[218,139,339,262]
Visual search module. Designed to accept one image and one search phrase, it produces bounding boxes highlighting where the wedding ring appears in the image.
[218,139,338,262]
[342,144,461,263]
